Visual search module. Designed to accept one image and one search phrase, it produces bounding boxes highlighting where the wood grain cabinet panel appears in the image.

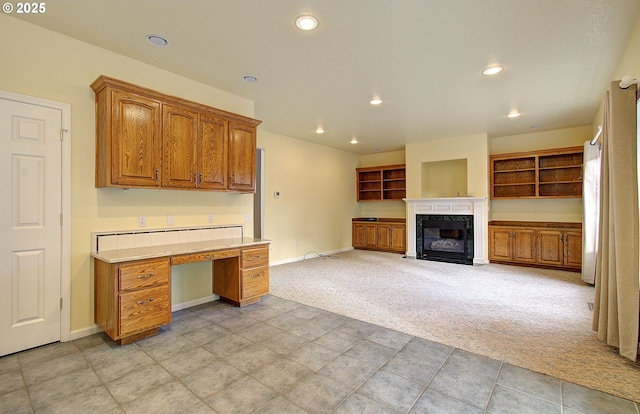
[489,221,581,271]
[228,122,257,192]
[99,89,162,187]
[91,75,260,192]
[162,104,198,188]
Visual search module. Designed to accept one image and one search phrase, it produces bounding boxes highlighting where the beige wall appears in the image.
[405,133,490,199]
[0,15,359,334]
[258,130,360,263]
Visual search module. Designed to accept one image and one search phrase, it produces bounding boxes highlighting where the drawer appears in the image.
[171,249,240,266]
[241,266,269,300]
[119,258,170,291]
[241,246,269,269]
[119,285,170,336]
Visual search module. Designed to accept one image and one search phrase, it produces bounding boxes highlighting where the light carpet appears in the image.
[269,249,640,403]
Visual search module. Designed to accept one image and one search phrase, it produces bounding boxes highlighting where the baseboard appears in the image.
[69,325,103,341]
[270,247,354,266]
[172,294,219,312]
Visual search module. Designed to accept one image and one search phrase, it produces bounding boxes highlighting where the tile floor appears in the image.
[0,295,638,414]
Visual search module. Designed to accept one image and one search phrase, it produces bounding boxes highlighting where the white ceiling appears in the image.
[11,0,640,154]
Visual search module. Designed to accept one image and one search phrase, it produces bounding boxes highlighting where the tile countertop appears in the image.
[91,237,270,264]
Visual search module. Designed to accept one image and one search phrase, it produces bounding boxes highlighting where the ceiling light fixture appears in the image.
[295,15,318,31]
[242,75,258,83]
[315,127,324,134]
[482,65,503,76]
[350,138,358,144]
[369,98,383,105]
[507,111,521,118]
[146,34,169,47]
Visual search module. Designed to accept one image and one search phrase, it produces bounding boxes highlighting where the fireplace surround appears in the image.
[404,197,488,265]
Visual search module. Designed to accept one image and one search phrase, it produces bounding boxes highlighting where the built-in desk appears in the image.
[91,237,270,344]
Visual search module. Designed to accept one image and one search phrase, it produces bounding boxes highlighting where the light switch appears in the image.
[167,215,174,226]
[138,216,146,227]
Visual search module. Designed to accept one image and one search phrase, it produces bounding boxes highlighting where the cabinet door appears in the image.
[199,114,228,190]
[228,122,256,192]
[119,285,170,337]
[488,228,513,261]
[391,224,406,252]
[512,229,537,263]
[564,231,582,269]
[111,90,162,187]
[353,223,378,248]
[538,230,563,266]
[162,104,198,188]
[377,224,392,250]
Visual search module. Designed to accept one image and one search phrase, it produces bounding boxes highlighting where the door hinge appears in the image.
[60,297,63,310]
[60,129,68,141]
[60,213,63,225]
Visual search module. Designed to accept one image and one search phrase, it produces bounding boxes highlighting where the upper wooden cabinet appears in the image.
[91,75,261,192]
[490,147,583,199]
[356,164,406,201]
[228,122,257,192]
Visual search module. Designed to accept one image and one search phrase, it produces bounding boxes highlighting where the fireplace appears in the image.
[404,197,488,265]
[417,215,473,265]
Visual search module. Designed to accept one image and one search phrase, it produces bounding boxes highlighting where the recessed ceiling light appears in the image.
[315,127,324,134]
[146,34,169,47]
[369,98,383,105]
[350,138,358,144]
[530,124,543,129]
[482,65,503,76]
[507,111,521,118]
[295,15,318,31]
[242,75,258,83]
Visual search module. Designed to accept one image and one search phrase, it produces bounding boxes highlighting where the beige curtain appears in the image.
[593,81,639,362]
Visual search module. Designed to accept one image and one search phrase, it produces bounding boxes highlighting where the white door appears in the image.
[0,97,63,356]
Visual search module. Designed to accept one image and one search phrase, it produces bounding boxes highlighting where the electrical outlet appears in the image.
[207,213,214,223]
[167,215,174,226]
[138,216,146,227]
[295,240,299,247]
[244,213,252,222]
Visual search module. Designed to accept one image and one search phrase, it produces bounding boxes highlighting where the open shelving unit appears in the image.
[357,164,406,201]
[490,147,583,199]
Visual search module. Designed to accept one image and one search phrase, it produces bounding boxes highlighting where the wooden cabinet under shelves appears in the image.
[488,221,582,271]
[91,75,260,192]
[490,147,583,199]
[352,218,406,254]
[357,164,406,201]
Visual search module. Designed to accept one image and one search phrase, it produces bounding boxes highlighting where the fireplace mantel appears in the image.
[404,197,488,264]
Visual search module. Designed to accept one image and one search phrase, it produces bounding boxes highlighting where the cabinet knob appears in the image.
[136,298,155,305]
[155,168,159,181]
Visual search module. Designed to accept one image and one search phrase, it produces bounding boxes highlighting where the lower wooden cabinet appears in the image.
[214,245,269,307]
[94,257,172,344]
[352,218,406,254]
[489,221,582,271]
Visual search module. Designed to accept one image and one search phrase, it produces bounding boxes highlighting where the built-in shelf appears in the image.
[490,147,583,199]
[356,164,406,201]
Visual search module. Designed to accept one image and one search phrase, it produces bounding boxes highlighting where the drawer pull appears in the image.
[203,255,214,259]
[136,298,155,305]
[249,255,261,260]
[250,273,261,279]
[137,273,155,279]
